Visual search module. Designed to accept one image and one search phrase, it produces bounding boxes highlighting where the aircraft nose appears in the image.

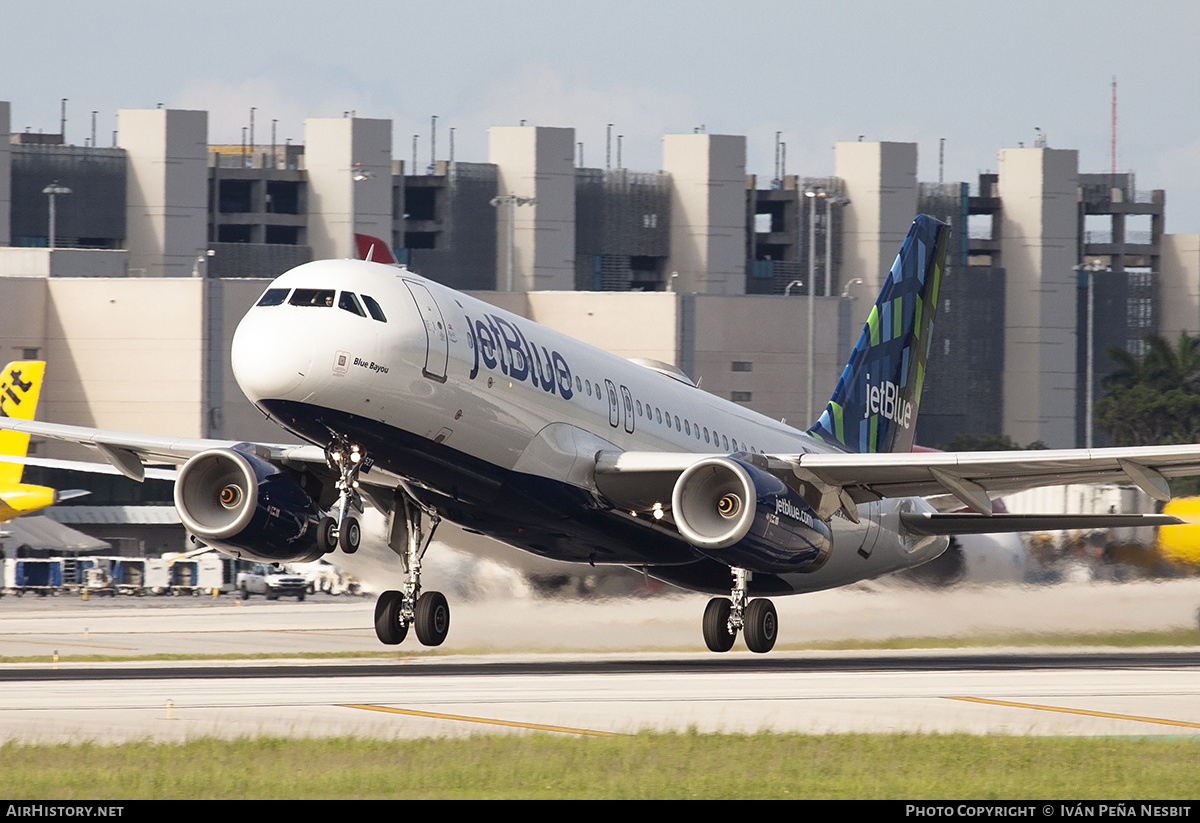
[231,309,313,401]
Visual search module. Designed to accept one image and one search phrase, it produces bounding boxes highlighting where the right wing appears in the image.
[0,417,327,481]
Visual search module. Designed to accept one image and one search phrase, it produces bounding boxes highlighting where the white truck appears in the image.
[236,562,307,600]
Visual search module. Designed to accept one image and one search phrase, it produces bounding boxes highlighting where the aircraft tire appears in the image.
[374,590,407,645]
[702,597,736,653]
[414,591,450,647]
[339,516,361,554]
[743,599,778,654]
[317,517,339,554]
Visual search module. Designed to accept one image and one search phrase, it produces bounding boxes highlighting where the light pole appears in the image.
[191,249,215,278]
[1074,259,1107,449]
[804,187,824,423]
[489,195,536,291]
[840,278,864,299]
[42,181,72,249]
[824,196,850,297]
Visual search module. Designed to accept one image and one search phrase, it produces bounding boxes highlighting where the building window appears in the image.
[732,391,752,402]
[731,361,753,372]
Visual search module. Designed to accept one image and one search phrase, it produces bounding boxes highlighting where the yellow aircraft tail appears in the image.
[0,360,46,485]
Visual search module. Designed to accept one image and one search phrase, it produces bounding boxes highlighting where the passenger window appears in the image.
[289,288,335,307]
[338,292,367,317]
[722,435,729,451]
[256,288,289,307]
[362,295,388,322]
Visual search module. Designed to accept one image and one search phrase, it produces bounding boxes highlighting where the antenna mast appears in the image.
[1110,77,1118,182]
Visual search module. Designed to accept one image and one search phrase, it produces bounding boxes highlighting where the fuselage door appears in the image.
[620,384,635,434]
[403,281,449,383]
[605,379,620,428]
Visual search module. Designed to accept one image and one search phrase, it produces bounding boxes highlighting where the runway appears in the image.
[2,579,1200,743]
[2,652,1200,743]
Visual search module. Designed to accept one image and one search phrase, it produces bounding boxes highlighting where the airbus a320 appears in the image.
[3,215,1195,652]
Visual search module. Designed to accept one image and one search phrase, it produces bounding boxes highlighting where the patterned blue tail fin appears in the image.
[806,215,950,453]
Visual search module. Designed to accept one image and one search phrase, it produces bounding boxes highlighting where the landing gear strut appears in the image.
[373,492,448,647]
[701,567,777,654]
[317,437,365,554]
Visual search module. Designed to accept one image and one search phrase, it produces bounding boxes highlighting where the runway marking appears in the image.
[947,696,1200,730]
[341,703,620,737]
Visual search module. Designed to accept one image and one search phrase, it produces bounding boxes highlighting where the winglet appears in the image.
[807,215,950,454]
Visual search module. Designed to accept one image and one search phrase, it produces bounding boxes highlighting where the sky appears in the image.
[5,0,1200,230]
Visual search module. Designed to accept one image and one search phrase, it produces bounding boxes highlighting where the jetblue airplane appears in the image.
[2,215,1196,653]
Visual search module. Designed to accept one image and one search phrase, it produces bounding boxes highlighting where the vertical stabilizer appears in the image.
[0,361,46,484]
[806,215,949,453]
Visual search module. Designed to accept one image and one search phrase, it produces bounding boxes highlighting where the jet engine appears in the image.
[671,456,831,574]
[174,446,324,563]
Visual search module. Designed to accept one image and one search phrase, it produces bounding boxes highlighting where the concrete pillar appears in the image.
[304,117,393,261]
[0,102,9,247]
[488,126,576,291]
[834,141,918,328]
[998,147,1079,448]
[1159,233,1200,338]
[119,108,208,277]
[662,134,746,295]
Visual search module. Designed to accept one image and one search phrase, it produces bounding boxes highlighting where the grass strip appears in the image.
[2,732,1199,799]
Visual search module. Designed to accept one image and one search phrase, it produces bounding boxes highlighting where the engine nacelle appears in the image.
[671,456,831,574]
[174,446,323,563]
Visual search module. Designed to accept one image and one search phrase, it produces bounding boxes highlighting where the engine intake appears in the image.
[671,456,831,574]
[174,447,323,563]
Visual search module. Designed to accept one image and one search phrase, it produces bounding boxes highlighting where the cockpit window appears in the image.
[361,294,387,322]
[289,288,336,307]
[338,291,367,317]
[256,288,289,307]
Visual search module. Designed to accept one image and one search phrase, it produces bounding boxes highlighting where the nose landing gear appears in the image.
[317,438,366,554]
[701,566,777,654]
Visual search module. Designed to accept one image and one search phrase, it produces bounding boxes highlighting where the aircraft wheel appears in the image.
[339,516,361,554]
[702,597,736,653]
[317,517,339,554]
[374,590,407,645]
[414,591,450,647]
[743,598,778,654]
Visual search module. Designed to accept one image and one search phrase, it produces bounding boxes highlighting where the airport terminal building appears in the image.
[1,99,1198,489]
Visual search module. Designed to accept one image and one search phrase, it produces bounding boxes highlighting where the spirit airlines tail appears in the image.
[2,216,1197,653]
[0,361,87,522]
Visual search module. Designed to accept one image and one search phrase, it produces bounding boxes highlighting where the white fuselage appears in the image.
[231,259,947,595]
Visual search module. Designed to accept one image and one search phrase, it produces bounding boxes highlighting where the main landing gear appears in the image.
[374,493,449,647]
[316,437,364,555]
[702,567,778,654]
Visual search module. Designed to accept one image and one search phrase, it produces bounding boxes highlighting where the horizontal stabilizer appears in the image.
[900,512,1182,536]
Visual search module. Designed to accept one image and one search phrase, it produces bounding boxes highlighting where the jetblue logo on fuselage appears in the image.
[465,312,574,399]
[864,377,912,429]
